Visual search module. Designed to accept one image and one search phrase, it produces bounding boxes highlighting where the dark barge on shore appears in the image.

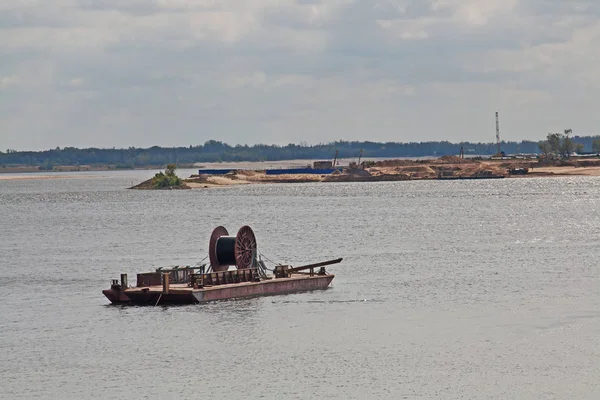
[103,225,342,305]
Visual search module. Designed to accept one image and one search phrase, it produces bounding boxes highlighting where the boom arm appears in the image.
[286,258,343,274]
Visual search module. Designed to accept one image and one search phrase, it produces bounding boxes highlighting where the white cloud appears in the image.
[1,0,600,150]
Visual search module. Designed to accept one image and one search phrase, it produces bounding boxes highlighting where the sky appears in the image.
[1,0,599,151]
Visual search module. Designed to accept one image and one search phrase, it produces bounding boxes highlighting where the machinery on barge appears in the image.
[103,225,342,305]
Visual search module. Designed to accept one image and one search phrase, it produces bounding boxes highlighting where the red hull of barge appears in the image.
[103,274,334,305]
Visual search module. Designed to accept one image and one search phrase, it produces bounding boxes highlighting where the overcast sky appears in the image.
[1,1,599,150]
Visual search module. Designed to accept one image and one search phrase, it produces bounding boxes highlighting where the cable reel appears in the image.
[208,225,258,272]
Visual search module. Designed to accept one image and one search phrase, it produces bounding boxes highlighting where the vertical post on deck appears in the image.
[162,273,170,294]
[120,273,128,288]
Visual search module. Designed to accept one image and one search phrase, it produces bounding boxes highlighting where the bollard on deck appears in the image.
[162,273,170,294]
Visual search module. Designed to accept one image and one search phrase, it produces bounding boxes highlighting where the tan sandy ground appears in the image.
[248,173,323,183]
[185,182,223,188]
[526,166,600,176]
[185,171,325,188]
[186,176,253,188]
[183,164,600,188]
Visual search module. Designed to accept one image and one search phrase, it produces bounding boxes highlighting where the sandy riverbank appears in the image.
[523,166,600,176]
[5,157,600,184]
[139,157,600,189]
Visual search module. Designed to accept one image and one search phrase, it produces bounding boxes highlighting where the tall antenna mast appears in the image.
[495,111,501,156]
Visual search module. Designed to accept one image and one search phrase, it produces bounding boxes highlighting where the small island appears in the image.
[131,164,191,190]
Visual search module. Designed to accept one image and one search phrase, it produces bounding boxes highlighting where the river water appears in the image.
[1,170,600,399]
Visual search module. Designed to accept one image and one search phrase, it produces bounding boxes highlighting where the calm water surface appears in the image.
[1,171,600,399]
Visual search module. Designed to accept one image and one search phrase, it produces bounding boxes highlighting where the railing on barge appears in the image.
[135,266,261,289]
[190,268,260,288]
[131,258,343,289]
[137,265,203,287]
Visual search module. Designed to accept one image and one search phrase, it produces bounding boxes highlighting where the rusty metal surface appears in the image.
[107,274,335,305]
[202,268,258,286]
[162,272,170,294]
[102,288,131,303]
[136,272,162,287]
[234,225,257,269]
[286,258,343,273]
[194,274,334,303]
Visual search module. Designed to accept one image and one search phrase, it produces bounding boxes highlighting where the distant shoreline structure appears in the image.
[2,136,600,171]
[122,155,600,190]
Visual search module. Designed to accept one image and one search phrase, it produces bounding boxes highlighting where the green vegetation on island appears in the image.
[152,164,182,188]
[131,164,189,190]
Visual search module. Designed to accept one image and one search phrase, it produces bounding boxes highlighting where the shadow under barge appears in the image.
[103,225,343,305]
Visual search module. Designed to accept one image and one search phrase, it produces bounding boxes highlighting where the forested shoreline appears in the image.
[2,137,599,169]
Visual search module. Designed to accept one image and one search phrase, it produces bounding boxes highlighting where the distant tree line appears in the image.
[1,137,599,168]
[538,131,600,159]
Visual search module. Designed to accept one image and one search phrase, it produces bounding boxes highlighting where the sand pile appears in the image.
[497,161,533,169]
[346,168,371,177]
[458,164,505,176]
[432,165,461,172]
[435,156,476,164]
[255,173,323,183]
[237,169,261,176]
[208,176,250,185]
[396,165,436,174]
[368,166,435,179]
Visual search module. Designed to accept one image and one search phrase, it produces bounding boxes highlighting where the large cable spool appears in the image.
[209,225,257,272]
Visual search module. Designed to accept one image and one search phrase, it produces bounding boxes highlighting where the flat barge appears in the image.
[103,225,342,305]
